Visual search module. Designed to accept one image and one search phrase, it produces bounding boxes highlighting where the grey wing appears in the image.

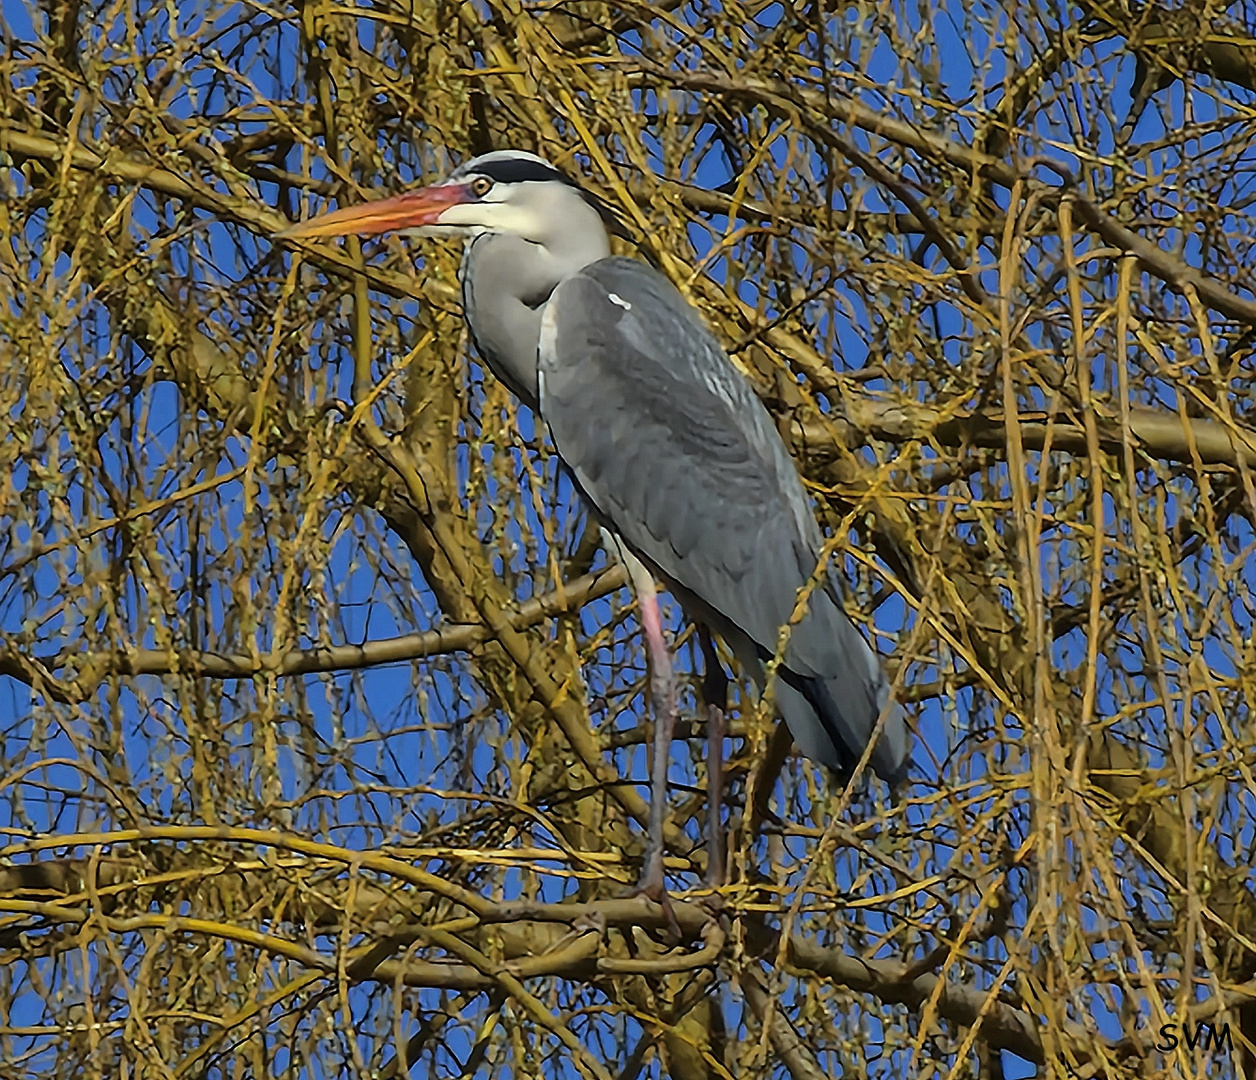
[538,257,907,783]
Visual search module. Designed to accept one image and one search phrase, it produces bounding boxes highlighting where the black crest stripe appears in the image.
[473,158,577,186]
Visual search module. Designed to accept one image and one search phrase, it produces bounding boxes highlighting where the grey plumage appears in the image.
[538,258,907,783]
[277,147,910,788]
[460,235,548,407]
[448,153,908,785]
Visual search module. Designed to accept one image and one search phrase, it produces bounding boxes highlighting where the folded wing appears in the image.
[538,257,908,783]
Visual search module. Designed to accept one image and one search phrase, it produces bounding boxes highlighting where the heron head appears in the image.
[275,150,630,245]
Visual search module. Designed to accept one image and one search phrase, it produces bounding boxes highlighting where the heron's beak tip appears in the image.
[272,209,372,242]
[272,221,310,241]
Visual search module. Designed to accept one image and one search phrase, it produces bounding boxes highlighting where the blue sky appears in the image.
[3,0,1254,1076]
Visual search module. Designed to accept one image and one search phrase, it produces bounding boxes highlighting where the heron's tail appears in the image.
[776,671,909,785]
[773,595,909,785]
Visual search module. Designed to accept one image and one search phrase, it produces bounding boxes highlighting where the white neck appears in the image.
[460,190,610,410]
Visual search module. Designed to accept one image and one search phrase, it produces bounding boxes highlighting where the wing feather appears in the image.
[538,257,907,782]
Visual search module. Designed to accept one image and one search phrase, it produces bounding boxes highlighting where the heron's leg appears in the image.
[698,629,729,888]
[624,554,676,903]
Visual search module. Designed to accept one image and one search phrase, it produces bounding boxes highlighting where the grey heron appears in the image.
[278,150,909,900]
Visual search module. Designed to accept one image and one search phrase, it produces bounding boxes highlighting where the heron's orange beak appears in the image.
[274,183,475,239]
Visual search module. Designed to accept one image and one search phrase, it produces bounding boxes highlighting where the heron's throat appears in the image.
[460,194,611,409]
[457,234,565,409]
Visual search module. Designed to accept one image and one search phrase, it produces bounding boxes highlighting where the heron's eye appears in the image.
[470,177,493,197]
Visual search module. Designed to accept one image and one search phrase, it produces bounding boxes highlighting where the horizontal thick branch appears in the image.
[783,932,1050,1066]
[801,396,1256,470]
[0,827,1057,1064]
[42,566,626,691]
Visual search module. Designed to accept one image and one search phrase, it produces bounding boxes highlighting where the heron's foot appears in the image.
[629,857,681,943]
